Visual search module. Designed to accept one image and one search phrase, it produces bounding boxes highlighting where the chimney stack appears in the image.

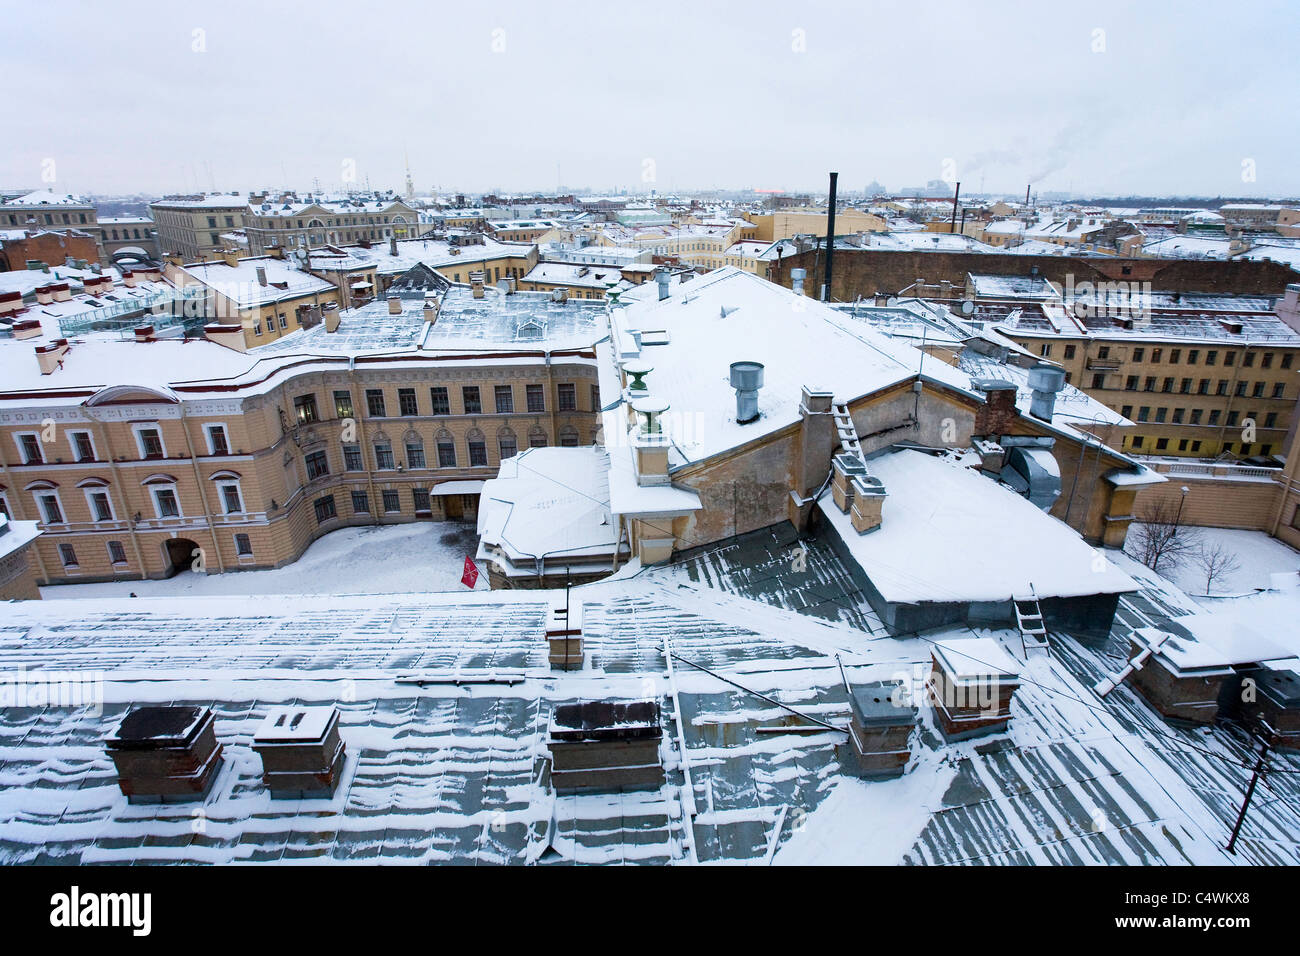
[423,295,439,326]
[822,171,837,301]
[256,266,268,287]
[35,339,70,375]
[34,285,54,305]
[323,302,341,333]
[221,249,240,268]
[387,295,402,315]
[389,234,398,256]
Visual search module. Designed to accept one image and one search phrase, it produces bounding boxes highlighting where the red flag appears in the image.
[461,555,480,589]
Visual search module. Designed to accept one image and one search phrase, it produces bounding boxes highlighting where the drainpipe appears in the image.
[179,404,226,574]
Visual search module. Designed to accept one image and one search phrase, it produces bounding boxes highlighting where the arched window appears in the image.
[403,429,425,469]
[497,427,517,461]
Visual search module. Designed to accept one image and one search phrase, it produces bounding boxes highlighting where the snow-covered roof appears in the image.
[179,256,334,308]
[607,268,973,467]
[818,449,1138,605]
[477,447,627,574]
[3,190,89,207]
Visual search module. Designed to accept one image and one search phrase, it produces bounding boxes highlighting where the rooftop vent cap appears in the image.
[730,361,764,424]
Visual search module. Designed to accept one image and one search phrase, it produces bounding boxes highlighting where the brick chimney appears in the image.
[221,249,240,268]
[134,325,155,343]
[973,380,1020,437]
[0,291,23,316]
[121,271,138,289]
[387,295,402,315]
[34,285,54,305]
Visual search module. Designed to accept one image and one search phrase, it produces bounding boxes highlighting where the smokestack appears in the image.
[790,268,806,296]
[950,182,961,234]
[821,172,837,302]
[655,268,670,301]
[1026,184,1031,207]
[729,361,764,424]
[256,266,267,287]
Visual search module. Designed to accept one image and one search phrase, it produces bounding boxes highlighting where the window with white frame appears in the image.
[205,424,230,456]
[84,487,114,522]
[69,430,96,462]
[58,543,78,568]
[107,540,128,565]
[149,484,181,518]
[215,479,243,515]
[16,432,43,464]
[234,533,253,557]
[35,490,64,524]
[133,424,166,459]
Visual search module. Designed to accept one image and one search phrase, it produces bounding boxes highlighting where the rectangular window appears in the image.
[138,427,164,459]
[71,431,96,462]
[1188,350,1199,365]
[108,540,128,564]
[591,384,600,411]
[1273,384,1286,399]
[206,425,229,456]
[1064,344,1076,360]
[1172,408,1184,424]
[1227,411,1240,427]
[1191,440,1202,452]
[334,390,354,419]
[1198,379,1209,395]
[153,488,180,518]
[351,491,370,514]
[558,383,577,411]
[1180,378,1192,394]
[19,433,43,464]
[1131,436,1144,449]
[1252,382,1265,398]
[529,430,547,448]
[1208,410,1220,426]
[343,444,363,471]
[1091,374,1105,389]
[462,386,482,414]
[430,387,450,415]
[1132,347,1144,362]
[1234,381,1247,397]
[1282,355,1293,370]
[58,543,78,568]
[494,385,514,414]
[374,442,394,470]
[234,533,252,557]
[366,389,387,417]
[1137,406,1150,422]
[1120,405,1133,418]
[89,491,113,521]
[1206,351,1217,366]
[305,449,330,480]
[1155,438,1168,450]
[526,384,545,412]
[1265,412,1278,428]
[1161,377,1173,392]
[1125,375,1138,390]
[1170,349,1181,363]
[294,394,318,424]
[219,483,241,514]
[1151,348,1162,363]
[399,388,419,416]
[437,440,457,468]
[499,435,518,460]
[382,490,400,512]
[413,488,431,513]
[1143,377,1156,391]
[1242,352,1255,368]
[406,442,426,469]
[1154,407,1167,423]
[1224,351,1236,367]
[313,495,337,523]
[469,440,488,466]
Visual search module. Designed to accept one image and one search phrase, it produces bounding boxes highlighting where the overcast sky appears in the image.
[5,0,1298,199]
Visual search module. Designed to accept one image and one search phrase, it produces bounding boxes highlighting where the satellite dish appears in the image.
[294,248,308,262]
[960,299,975,316]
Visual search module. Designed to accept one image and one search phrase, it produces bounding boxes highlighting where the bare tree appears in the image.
[1192,541,1242,595]
[1126,498,1200,575]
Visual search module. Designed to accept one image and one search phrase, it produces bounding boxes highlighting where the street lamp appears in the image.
[1173,485,1190,531]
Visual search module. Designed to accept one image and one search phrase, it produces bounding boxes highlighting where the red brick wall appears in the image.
[770,249,1300,301]
[0,232,100,271]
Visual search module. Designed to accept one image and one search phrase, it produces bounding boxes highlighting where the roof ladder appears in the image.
[1013,586,1050,656]
[831,401,867,469]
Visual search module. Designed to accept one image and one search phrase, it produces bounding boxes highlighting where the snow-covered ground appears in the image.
[1134,525,1300,598]
[40,522,488,600]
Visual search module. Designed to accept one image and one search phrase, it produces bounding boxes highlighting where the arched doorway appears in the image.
[163,538,201,578]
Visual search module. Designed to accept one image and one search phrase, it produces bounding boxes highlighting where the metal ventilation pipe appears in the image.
[790,268,806,296]
[730,361,764,424]
[655,268,670,301]
[1027,362,1066,421]
[822,172,837,301]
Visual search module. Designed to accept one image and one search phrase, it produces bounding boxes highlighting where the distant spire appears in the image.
[404,153,415,202]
